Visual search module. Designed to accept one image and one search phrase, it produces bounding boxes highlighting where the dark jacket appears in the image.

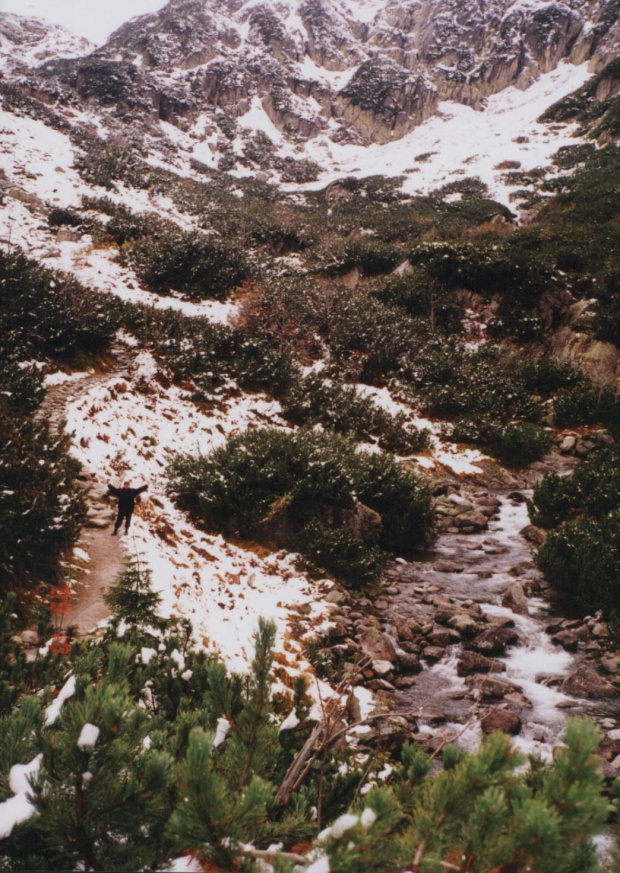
[108,484,148,512]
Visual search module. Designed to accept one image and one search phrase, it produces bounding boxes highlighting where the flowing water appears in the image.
[387,494,620,760]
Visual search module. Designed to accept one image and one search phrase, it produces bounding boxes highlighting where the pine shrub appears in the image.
[125,224,248,301]
[167,428,434,580]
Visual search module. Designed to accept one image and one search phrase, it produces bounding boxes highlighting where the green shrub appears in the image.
[281,374,430,452]
[491,422,552,467]
[126,225,249,300]
[0,249,119,362]
[299,522,384,587]
[536,511,620,614]
[554,382,618,428]
[529,446,620,529]
[0,410,86,590]
[47,207,83,228]
[167,429,434,581]
[376,271,462,334]
[527,472,575,529]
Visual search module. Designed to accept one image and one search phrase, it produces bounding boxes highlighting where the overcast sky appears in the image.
[2,0,167,44]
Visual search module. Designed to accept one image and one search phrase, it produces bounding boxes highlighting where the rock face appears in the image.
[8,0,619,149]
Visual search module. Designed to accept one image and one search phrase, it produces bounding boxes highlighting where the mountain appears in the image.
[8,0,620,146]
[0,12,93,75]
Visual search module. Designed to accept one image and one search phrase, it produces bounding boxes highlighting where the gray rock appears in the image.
[359,627,396,662]
[457,650,505,677]
[470,626,519,656]
[481,708,522,735]
[454,512,488,530]
[552,630,579,652]
[560,666,618,699]
[501,583,529,616]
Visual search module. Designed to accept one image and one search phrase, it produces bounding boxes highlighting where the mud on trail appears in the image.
[41,340,135,638]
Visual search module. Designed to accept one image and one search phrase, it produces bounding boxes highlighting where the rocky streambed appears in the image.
[324,478,620,780]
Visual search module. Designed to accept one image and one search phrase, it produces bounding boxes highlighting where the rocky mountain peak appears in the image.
[4,0,620,159]
[0,12,93,75]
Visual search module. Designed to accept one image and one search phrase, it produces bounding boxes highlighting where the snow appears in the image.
[44,674,76,726]
[77,723,101,752]
[141,646,157,664]
[44,370,92,387]
[237,96,284,144]
[306,856,330,873]
[330,812,359,839]
[284,60,593,209]
[360,807,376,828]
[0,754,42,839]
[162,855,203,873]
[213,717,231,748]
[279,709,300,731]
[65,352,333,675]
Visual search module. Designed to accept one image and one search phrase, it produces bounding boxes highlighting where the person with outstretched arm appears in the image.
[108,481,148,535]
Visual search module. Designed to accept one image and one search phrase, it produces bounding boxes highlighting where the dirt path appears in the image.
[41,341,135,637]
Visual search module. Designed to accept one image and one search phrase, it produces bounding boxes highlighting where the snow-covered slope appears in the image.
[0,12,93,74]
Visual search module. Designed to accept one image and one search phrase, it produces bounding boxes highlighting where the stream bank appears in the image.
[323,461,620,781]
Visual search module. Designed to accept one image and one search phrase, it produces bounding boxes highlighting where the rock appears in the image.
[552,630,580,652]
[457,650,505,677]
[359,628,396,662]
[448,612,480,638]
[595,756,618,780]
[484,615,516,629]
[520,525,546,546]
[535,673,564,687]
[560,435,577,453]
[560,666,618,699]
[394,675,417,689]
[501,583,529,616]
[475,676,519,700]
[56,228,81,243]
[454,512,488,531]
[392,616,414,642]
[434,560,464,573]
[428,628,454,648]
[396,651,422,673]
[371,660,394,677]
[325,589,347,605]
[422,646,445,661]
[593,623,609,638]
[470,626,519,656]
[504,692,533,709]
[481,708,522,735]
[507,491,527,503]
[608,729,620,741]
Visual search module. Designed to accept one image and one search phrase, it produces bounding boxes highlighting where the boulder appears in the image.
[501,583,529,616]
[560,666,617,699]
[520,525,546,546]
[422,646,445,661]
[428,628,454,648]
[448,612,480,638]
[457,650,505,677]
[454,512,488,531]
[475,676,520,700]
[396,651,422,673]
[480,708,522,735]
[470,626,519,656]
[359,627,396,662]
[371,660,394,677]
[552,630,579,652]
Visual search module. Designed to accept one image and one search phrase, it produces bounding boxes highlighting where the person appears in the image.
[108,481,148,535]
